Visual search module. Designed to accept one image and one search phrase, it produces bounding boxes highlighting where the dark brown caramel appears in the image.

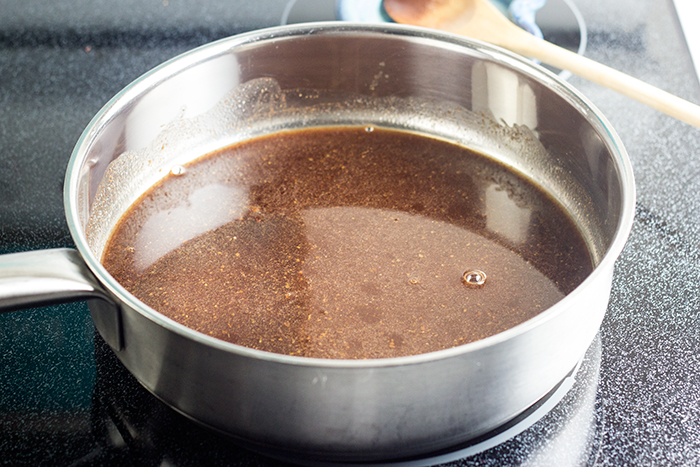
[102,127,592,359]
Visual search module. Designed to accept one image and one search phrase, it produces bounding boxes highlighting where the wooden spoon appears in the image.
[384,0,700,128]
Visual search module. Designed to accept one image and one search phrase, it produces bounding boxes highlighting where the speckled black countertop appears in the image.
[1,1,700,465]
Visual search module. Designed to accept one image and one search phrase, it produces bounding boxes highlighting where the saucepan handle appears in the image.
[0,248,123,350]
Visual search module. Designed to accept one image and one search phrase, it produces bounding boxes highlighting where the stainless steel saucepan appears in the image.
[0,23,634,462]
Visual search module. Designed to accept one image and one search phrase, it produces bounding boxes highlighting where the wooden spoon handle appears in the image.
[500,27,700,128]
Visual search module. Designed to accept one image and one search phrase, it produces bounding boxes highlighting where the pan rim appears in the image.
[64,21,635,369]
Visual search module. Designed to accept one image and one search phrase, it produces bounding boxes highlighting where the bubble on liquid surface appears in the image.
[462,269,487,287]
[170,165,186,176]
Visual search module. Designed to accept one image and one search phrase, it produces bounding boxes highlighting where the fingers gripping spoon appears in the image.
[383,0,700,128]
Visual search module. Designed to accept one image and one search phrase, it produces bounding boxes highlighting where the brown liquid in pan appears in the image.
[102,127,593,359]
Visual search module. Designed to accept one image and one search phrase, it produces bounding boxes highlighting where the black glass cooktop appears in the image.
[2,1,700,465]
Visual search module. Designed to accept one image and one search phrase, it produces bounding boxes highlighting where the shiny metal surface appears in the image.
[0,248,107,310]
[0,23,634,461]
[0,248,122,349]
